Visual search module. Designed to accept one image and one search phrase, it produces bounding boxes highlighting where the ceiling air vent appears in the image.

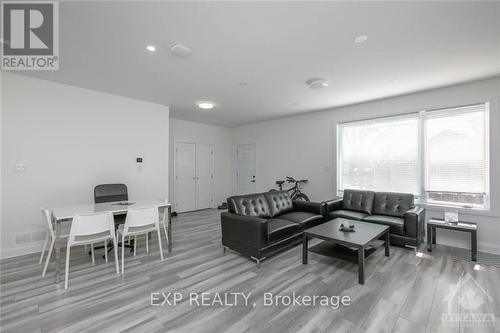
[169,43,191,58]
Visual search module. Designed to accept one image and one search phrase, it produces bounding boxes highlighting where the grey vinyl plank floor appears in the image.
[1,209,498,333]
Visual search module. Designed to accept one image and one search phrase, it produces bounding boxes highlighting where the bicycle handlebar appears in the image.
[285,176,308,184]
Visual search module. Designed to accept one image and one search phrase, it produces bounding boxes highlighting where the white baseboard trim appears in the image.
[434,239,500,255]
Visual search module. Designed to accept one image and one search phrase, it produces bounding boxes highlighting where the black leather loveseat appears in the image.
[325,189,425,247]
[221,191,325,266]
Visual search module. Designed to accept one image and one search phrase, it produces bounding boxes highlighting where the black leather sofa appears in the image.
[221,191,325,266]
[325,189,425,247]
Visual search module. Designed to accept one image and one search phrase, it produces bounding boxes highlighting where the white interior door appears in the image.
[237,143,257,194]
[195,143,213,210]
[175,142,196,212]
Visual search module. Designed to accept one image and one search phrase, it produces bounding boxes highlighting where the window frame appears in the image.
[336,102,490,211]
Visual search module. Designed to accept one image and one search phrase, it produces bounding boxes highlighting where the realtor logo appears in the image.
[441,272,495,328]
[1,1,59,70]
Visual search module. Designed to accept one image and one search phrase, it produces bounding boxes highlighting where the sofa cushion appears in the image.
[264,191,294,217]
[227,193,271,218]
[278,212,324,229]
[362,215,404,235]
[329,210,368,221]
[373,192,414,217]
[267,218,300,243]
[342,189,375,214]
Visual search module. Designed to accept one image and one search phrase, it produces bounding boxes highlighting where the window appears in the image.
[424,104,489,207]
[338,114,419,194]
[337,103,489,209]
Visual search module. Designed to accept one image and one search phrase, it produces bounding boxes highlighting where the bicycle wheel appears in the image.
[293,193,310,201]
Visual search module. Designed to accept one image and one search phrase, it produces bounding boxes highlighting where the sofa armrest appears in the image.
[220,212,268,249]
[324,198,343,217]
[404,206,425,240]
[292,200,326,216]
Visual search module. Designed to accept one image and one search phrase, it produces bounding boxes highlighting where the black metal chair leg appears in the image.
[89,239,135,258]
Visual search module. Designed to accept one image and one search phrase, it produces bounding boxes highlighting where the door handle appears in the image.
[250,180,255,183]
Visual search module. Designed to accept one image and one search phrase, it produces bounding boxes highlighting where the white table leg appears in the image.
[168,206,172,253]
[55,220,61,284]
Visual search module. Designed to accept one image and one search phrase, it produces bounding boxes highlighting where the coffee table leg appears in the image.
[471,230,477,262]
[432,226,436,244]
[385,231,390,257]
[302,234,308,265]
[358,246,365,285]
[427,224,432,252]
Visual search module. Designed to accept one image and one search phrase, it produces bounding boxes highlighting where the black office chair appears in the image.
[92,183,134,255]
[94,183,128,203]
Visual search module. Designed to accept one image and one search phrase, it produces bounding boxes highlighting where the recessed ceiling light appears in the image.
[306,78,329,89]
[197,101,215,110]
[391,79,401,83]
[354,35,368,43]
[146,45,156,52]
[474,264,481,271]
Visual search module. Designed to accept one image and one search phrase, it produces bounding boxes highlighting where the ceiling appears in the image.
[14,1,500,127]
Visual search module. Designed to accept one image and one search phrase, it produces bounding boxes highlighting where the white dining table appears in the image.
[51,200,172,284]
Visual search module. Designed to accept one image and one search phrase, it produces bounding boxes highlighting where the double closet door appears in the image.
[174,142,213,213]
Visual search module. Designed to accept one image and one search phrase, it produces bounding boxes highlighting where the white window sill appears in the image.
[417,202,498,218]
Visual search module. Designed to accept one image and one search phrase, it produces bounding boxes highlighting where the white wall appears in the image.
[0,73,170,259]
[231,77,500,254]
[169,118,232,210]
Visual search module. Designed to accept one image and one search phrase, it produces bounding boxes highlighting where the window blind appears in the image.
[424,104,488,205]
[338,114,419,194]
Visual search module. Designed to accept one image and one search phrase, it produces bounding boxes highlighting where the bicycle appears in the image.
[269,176,310,201]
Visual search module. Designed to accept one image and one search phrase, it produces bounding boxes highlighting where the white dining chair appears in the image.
[142,204,169,255]
[117,206,163,274]
[65,211,119,289]
[39,208,71,277]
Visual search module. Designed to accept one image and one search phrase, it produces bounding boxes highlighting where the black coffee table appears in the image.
[302,218,390,284]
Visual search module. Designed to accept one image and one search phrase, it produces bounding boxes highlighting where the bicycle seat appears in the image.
[298,179,308,183]
[276,180,285,185]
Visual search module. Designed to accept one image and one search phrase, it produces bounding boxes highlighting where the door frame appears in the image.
[173,140,215,211]
[234,142,259,195]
